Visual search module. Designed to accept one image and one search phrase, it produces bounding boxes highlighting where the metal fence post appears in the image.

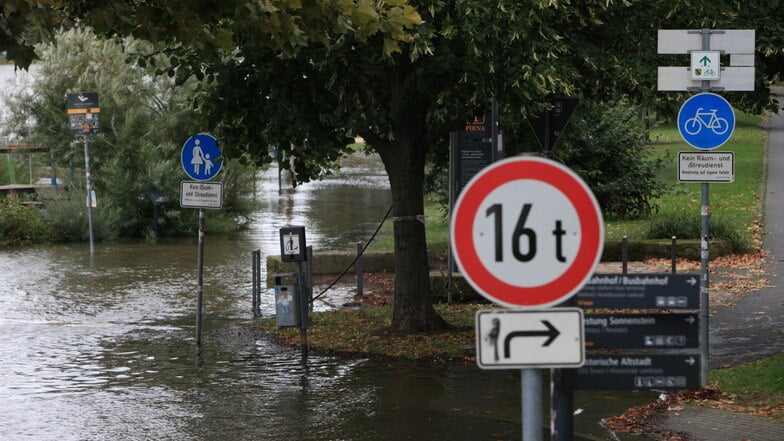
[356,242,364,296]
[621,235,628,274]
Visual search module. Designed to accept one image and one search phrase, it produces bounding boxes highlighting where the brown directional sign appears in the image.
[568,273,700,309]
[576,354,701,390]
[584,313,699,350]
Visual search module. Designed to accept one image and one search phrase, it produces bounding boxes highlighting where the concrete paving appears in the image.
[710,88,784,366]
[656,89,784,440]
[662,406,784,441]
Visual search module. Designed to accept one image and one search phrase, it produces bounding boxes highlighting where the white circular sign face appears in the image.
[451,156,604,308]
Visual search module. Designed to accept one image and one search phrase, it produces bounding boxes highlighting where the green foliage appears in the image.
[42,192,121,242]
[2,0,424,71]
[0,196,53,246]
[646,212,751,253]
[710,352,784,419]
[555,100,669,220]
[0,27,257,242]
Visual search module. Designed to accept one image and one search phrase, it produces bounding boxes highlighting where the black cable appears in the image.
[310,204,394,303]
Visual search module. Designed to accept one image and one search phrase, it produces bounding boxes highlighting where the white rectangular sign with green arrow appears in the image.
[691,51,720,80]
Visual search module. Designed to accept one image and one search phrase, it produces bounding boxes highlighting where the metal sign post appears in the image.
[180,133,223,349]
[67,92,100,255]
[659,28,755,386]
[522,369,543,441]
[82,135,95,255]
[453,157,602,441]
[195,209,205,347]
[279,226,310,354]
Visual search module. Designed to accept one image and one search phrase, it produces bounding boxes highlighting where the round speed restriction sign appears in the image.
[450,156,603,308]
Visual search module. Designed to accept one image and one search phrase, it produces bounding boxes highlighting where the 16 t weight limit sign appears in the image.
[451,156,604,308]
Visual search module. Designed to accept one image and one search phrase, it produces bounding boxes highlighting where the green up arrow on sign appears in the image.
[690,51,720,81]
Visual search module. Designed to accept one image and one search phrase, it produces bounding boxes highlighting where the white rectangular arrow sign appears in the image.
[475,308,585,369]
[658,66,755,91]
[657,29,755,54]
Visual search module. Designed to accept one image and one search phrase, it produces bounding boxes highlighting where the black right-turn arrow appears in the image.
[503,320,561,358]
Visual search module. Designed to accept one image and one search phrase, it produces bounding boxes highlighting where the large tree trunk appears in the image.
[373,132,449,334]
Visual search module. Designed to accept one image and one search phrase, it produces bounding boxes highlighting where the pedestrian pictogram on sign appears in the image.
[450,156,604,308]
[181,134,223,181]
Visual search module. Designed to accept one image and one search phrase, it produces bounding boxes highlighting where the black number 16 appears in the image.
[486,203,567,263]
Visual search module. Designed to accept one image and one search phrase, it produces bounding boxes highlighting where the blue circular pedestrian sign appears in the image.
[677,93,735,150]
[181,134,222,181]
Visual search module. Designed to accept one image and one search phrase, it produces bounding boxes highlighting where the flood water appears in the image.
[0,64,656,440]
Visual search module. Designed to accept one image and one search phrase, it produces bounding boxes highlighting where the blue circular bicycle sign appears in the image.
[677,93,735,150]
[181,133,223,181]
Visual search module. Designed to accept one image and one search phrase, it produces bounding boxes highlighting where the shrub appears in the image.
[0,27,256,242]
[0,196,53,246]
[555,99,669,220]
[43,193,121,242]
[646,211,751,253]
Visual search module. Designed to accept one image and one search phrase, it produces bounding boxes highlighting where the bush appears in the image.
[43,193,121,242]
[646,211,751,253]
[555,99,669,220]
[0,196,53,246]
[0,27,257,242]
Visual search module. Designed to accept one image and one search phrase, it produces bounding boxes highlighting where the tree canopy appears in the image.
[2,0,782,332]
[1,27,257,240]
[2,0,423,69]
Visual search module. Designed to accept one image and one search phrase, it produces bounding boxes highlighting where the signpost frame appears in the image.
[67,92,100,255]
[452,155,602,441]
[180,133,223,349]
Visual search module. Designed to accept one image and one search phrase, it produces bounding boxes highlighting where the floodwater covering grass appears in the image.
[262,112,777,420]
[259,301,783,419]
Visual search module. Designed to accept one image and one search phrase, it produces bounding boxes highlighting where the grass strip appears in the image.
[259,303,486,361]
[708,352,784,419]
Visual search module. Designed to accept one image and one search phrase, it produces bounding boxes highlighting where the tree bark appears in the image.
[372,130,449,334]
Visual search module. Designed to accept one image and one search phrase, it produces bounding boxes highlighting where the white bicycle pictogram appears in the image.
[683,107,730,136]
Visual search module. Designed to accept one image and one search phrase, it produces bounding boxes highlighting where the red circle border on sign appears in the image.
[451,157,603,308]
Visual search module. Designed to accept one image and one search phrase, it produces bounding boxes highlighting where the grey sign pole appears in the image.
[67,92,100,255]
[82,135,95,255]
[695,28,715,387]
[196,208,205,348]
[522,369,543,441]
